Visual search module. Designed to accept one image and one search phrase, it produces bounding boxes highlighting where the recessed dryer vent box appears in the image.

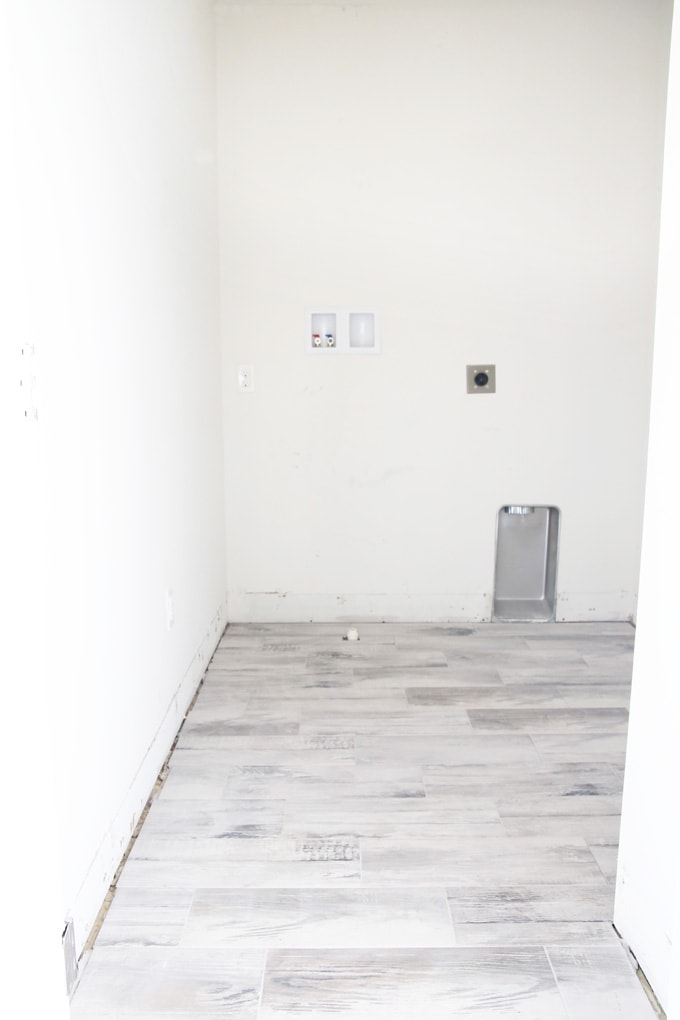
[493,505,560,622]
[308,311,380,354]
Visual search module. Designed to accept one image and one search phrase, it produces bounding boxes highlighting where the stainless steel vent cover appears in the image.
[493,505,560,622]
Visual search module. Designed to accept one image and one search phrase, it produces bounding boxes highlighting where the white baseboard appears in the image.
[555,590,636,621]
[67,603,226,959]
[229,591,493,622]
[227,590,636,623]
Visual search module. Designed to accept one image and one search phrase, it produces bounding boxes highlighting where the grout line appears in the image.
[257,949,268,1019]
[543,944,571,1018]
[442,885,456,944]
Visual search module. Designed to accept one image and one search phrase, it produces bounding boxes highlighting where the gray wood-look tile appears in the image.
[355,732,542,763]
[177,731,357,752]
[468,707,630,734]
[140,799,285,838]
[280,798,502,837]
[446,883,615,923]
[71,947,264,1019]
[73,622,655,1019]
[452,920,621,947]
[260,947,569,1019]
[95,890,194,948]
[551,683,632,709]
[360,836,608,887]
[529,731,628,762]
[547,947,658,1019]
[499,812,621,844]
[406,684,570,708]
[301,710,474,736]
[130,834,360,864]
[117,857,362,890]
[589,844,620,882]
[181,888,456,948]
[421,760,621,792]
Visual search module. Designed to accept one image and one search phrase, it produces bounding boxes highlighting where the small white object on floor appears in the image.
[346,627,359,642]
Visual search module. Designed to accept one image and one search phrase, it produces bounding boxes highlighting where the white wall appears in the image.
[615,2,680,1013]
[4,0,226,964]
[1,4,72,1011]
[217,0,671,623]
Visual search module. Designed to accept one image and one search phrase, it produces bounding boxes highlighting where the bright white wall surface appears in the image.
[217,0,671,623]
[1,3,71,1013]
[5,0,226,966]
[615,3,680,1013]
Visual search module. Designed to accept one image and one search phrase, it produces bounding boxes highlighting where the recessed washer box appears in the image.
[308,311,380,354]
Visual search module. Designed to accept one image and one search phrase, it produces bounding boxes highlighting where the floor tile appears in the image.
[181,888,456,948]
[406,684,568,708]
[446,883,615,923]
[117,857,361,890]
[452,920,620,947]
[130,834,360,864]
[499,813,621,844]
[140,799,285,839]
[360,836,607,887]
[71,947,264,1019]
[547,946,658,1018]
[260,947,570,1019]
[530,732,628,763]
[95,890,194,948]
[71,622,649,1019]
[468,707,629,734]
[280,798,502,838]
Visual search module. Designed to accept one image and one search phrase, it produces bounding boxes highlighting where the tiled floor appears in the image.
[71,622,658,1018]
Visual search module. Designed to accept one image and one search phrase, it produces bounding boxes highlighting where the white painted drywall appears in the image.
[1,1,72,1009]
[615,2,680,1011]
[5,0,226,961]
[217,0,671,622]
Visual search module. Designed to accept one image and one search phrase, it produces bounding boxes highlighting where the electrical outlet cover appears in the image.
[238,365,255,391]
[466,364,496,393]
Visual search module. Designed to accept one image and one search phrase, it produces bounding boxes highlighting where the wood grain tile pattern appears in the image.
[181,888,456,948]
[260,947,568,1019]
[547,946,658,1019]
[447,883,615,923]
[73,623,656,1018]
[71,947,264,1018]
